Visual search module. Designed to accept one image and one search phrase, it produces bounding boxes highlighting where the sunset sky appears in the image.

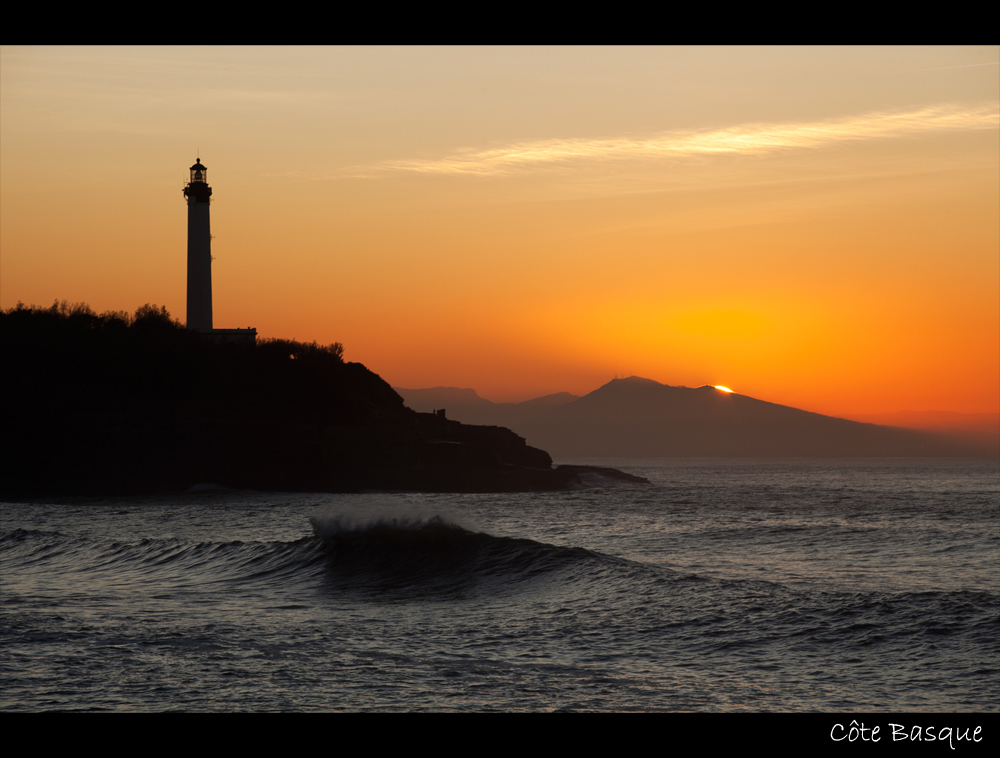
[2,46,997,416]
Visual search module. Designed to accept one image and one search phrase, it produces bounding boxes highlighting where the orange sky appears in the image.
[2,46,998,416]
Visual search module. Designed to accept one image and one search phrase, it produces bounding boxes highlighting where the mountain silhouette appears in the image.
[398,377,996,458]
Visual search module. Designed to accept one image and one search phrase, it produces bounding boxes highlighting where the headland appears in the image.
[0,302,647,497]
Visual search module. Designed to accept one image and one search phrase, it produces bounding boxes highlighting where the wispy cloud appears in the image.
[911,61,1000,72]
[373,104,999,177]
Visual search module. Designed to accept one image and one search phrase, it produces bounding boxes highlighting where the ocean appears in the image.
[2,458,997,712]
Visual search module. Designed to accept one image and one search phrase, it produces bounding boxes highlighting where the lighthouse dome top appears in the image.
[188,158,208,184]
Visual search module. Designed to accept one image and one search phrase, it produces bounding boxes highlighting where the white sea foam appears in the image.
[308,500,464,539]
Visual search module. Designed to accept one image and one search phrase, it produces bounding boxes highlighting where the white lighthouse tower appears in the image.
[184,158,213,331]
[182,157,256,343]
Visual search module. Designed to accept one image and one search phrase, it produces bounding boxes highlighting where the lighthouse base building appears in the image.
[184,158,256,345]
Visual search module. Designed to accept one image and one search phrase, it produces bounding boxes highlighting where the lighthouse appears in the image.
[181,158,256,343]
[184,158,213,331]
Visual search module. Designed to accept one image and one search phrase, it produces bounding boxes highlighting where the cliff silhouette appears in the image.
[0,302,645,496]
[397,377,998,458]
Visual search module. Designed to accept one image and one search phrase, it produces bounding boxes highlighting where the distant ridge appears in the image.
[398,377,996,458]
[394,386,580,429]
[393,386,495,411]
[843,409,1000,434]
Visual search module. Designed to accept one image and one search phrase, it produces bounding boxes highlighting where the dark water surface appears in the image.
[2,459,997,712]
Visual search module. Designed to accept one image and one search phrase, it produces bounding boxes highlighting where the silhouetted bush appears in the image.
[257,338,344,362]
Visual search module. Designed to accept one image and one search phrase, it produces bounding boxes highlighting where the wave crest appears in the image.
[308,505,467,540]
